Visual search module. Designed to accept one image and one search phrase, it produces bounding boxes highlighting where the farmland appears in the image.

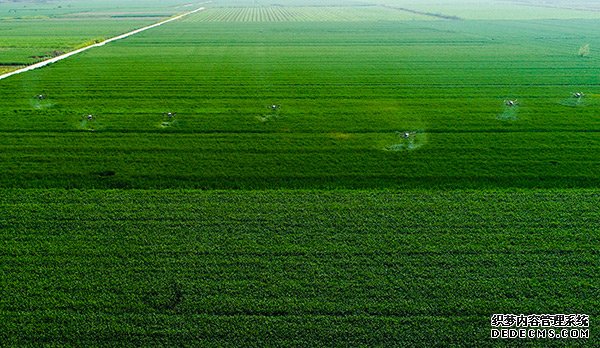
[0,0,192,70]
[0,16,599,189]
[190,6,432,22]
[1,0,599,346]
[1,189,598,346]
[377,0,600,20]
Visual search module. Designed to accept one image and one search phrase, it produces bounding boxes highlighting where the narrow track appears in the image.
[0,7,205,81]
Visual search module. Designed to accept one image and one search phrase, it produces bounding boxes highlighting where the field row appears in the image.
[1,189,598,346]
[187,6,433,22]
[0,130,598,189]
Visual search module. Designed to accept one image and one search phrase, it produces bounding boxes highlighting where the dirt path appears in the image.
[0,7,205,81]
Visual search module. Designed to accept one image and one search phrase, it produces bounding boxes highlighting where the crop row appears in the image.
[0,129,598,189]
[0,189,598,346]
[188,6,432,22]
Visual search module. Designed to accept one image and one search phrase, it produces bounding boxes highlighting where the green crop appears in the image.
[0,18,599,189]
[0,2,599,346]
[0,189,598,346]
[0,0,194,66]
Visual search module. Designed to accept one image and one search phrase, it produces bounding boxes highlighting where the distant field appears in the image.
[0,0,193,67]
[191,6,432,22]
[377,0,600,20]
[0,189,598,346]
[0,0,190,19]
[0,20,157,66]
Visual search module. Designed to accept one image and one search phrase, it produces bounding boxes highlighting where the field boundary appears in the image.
[0,6,206,81]
[381,5,462,20]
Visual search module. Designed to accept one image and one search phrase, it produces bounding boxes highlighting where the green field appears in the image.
[1,0,598,346]
[378,0,600,20]
[0,0,193,69]
[0,16,599,189]
[0,20,156,66]
[191,6,433,22]
[1,189,598,346]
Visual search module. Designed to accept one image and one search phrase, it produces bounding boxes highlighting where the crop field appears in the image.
[0,17,599,189]
[377,0,600,20]
[0,0,192,69]
[1,189,598,346]
[1,0,599,346]
[0,20,156,67]
[191,6,432,22]
[0,0,189,19]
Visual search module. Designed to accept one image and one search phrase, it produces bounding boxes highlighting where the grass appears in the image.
[0,66,19,74]
[0,189,598,346]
